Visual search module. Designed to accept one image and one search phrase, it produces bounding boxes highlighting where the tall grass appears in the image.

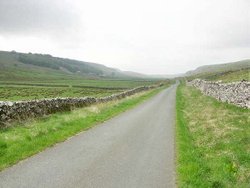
[176,84,250,187]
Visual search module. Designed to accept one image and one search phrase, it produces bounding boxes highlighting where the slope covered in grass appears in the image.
[0,50,150,81]
[208,69,250,82]
[186,59,250,76]
[185,59,250,82]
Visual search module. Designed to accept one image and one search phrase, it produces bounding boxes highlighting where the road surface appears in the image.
[0,84,177,188]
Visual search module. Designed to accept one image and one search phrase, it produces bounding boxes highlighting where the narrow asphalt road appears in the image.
[0,84,177,188]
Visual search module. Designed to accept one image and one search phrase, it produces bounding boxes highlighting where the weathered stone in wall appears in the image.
[0,84,159,127]
[187,79,250,109]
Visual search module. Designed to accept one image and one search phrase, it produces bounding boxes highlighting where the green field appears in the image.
[0,86,125,101]
[0,79,161,101]
[0,50,163,101]
[176,84,250,187]
[0,87,163,171]
[0,79,158,89]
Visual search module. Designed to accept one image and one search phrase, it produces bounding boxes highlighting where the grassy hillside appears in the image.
[0,50,149,81]
[207,68,250,82]
[186,59,250,76]
[185,60,250,82]
[0,50,165,101]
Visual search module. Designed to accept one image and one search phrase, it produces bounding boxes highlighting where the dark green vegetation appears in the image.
[185,59,250,82]
[0,79,161,101]
[0,86,124,101]
[176,84,250,187]
[0,50,163,101]
[0,50,151,80]
[0,87,163,171]
[0,79,156,88]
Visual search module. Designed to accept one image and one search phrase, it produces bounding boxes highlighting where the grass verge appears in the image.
[176,84,250,187]
[0,87,164,171]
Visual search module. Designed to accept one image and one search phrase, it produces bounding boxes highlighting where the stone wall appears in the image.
[187,79,250,108]
[0,85,159,127]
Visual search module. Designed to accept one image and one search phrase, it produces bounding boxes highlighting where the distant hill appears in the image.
[149,74,184,79]
[184,59,250,82]
[0,51,148,81]
[185,60,250,76]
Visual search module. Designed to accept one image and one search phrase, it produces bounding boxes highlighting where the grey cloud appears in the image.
[198,1,250,49]
[208,21,250,49]
[0,0,84,46]
[0,0,249,74]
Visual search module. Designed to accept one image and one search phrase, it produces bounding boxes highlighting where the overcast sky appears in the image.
[0,0,249,74]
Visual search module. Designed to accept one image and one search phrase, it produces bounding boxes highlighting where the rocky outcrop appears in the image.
[0,85,159,127]
[187,79,250,108]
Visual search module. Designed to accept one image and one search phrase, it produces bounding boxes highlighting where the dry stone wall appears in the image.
[0,85,159,127]
[187,79,250,109]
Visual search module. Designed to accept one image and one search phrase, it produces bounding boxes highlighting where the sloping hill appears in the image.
[0,51,147,81]
[186,60,250,76]
[185,60,250,82]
